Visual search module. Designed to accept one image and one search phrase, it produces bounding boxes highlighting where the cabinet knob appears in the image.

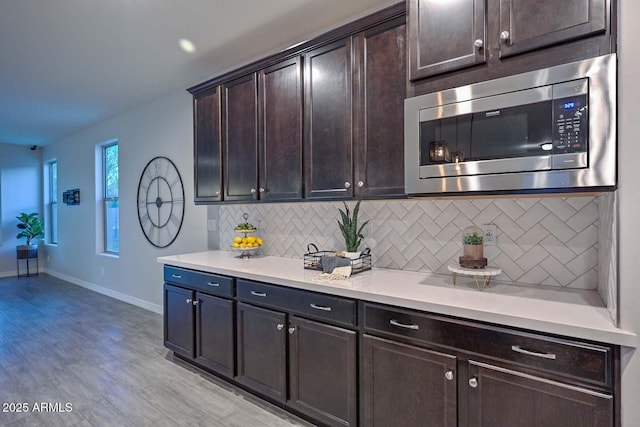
[357,181,364,188]
[469,377,478,388]
[344,182,351,189]
[473,39,484,48]
[185,298,192,304]
[288,327,296,334]
[250,188,257,194]
[259,187,265,193]
[276,324,284,331]
[192,299,199,306]
[445,370,454,381]
[215,191,220,196]
[500,31,510,42]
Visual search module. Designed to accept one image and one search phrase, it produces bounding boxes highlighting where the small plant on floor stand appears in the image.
[16,212,44,276]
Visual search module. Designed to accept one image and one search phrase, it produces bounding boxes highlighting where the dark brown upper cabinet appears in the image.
[354,16,407,198]
[409,0,486,81]
[305,17,407,200]
[304,39,355,199]
[222,74,259,202]
[193,87,222,203]
[409,0,610,81]
[189,2,407,203]
[498,0,606,58]
[258,57,303,201]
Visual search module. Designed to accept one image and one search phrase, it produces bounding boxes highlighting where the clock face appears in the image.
[137,156,185,248]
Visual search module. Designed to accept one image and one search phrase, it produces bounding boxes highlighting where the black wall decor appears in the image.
[63,189,80,205]
[137,156,185,248]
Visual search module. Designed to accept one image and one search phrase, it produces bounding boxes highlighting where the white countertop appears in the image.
[158,250,636,347]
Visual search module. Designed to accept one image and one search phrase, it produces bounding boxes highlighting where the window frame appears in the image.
[48,160,58,244]
[103,142,119,254]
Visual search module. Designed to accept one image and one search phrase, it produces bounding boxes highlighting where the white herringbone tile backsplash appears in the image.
[219,196,601,290]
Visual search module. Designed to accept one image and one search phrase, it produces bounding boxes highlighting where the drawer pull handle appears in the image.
[207,282,220,287]
[172,274,182,279]
[389,319,419,330]
[250,291,267,297]
[511,345,557,360]
[310,303,332,312]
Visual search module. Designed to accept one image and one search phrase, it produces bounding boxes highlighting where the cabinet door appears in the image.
[354,17,407,197]
[193,87,222,202]
[223,74,258,201]
[304,39,354,199]
[258,57,303,201]
[498,0,606,58]
[289,316,357,427]
[194,292,234,378]
[236,303,287,402]
[362,335,457,427]
[468,360,613,427]
[163,284,194,358]
[408,0,485,80]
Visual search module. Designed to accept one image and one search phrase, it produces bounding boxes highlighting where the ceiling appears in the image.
[0,0,398,146]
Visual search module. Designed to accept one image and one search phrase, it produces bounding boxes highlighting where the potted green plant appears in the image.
[460,226,487,268]
[462,231,484,259]
[16,212,44,257]
[337,200,369,258]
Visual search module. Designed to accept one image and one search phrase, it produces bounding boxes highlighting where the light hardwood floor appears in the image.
[0,274,312,426]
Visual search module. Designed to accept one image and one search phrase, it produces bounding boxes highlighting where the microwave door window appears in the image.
[469,101,552,160]
[419,115,472,165]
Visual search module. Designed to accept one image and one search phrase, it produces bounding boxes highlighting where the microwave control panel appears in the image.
[553,94,588,154]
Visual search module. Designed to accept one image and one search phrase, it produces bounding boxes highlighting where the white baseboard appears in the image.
[0,270,17,278]
[44,269,163,315]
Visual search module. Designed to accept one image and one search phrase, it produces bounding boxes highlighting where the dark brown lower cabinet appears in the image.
[362,335,457,427]
[289,316,357,427]
[194,292,234,378]
[467,360,613,427]
[164,284,195,358]
[164,270,618,427]
[164,284,236,379]
[236,302,287,402]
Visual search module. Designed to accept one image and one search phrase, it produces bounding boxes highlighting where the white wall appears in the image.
[41,88,208,312]
[0,144,41,276]
[618,1,640,425]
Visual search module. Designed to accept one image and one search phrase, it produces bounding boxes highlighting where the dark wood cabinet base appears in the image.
[164,266,619,427]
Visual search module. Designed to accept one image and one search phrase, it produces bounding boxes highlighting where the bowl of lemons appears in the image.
[231,235,264,250]
[231,234,264,258]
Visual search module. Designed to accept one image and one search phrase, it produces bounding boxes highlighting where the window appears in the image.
[48,160,58,244]
[103,143,119,253]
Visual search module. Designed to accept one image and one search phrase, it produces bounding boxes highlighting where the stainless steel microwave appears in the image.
[404,54,616,195]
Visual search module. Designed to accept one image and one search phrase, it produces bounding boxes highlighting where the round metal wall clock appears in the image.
[137,156,185,248]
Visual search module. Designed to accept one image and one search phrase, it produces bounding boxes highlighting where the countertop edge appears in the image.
[158,252,637,348]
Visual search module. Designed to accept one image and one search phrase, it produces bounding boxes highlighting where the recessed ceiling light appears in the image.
[179,38,196,54]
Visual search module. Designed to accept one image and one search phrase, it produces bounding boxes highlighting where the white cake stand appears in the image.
[447,265,502,290]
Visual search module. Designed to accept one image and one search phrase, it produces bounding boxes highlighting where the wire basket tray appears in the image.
[303,245,371,275]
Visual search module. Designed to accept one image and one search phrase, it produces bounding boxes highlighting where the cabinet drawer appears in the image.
[363,303,613,388]
[237,279,356,327]
[164,266,234,297]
